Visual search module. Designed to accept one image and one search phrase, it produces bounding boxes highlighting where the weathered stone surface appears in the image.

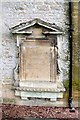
[10,18,65,101]
[1,0,69,105]
[36,5,50,11]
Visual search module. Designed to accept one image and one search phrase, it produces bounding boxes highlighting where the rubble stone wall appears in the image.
[1,0,69,105]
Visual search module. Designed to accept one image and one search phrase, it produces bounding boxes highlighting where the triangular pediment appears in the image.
[10,18,63,35]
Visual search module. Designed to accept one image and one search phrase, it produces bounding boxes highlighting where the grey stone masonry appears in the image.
[1,0,68,83]
[1,0,69,105]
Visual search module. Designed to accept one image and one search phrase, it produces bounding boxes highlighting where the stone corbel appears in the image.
[16,35,25,47]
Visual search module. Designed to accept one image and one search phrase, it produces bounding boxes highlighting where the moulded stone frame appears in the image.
[11,18,65,101]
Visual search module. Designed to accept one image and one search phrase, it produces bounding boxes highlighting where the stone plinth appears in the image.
[13,81,65,101]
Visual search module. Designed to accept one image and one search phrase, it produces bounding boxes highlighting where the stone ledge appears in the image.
[14,90,64,101]
[12,81,65,93]
[12,86,65,92]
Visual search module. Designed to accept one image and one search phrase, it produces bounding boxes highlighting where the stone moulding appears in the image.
[11,18,66,102]
[10,18,64,34]
[12,82,65,101]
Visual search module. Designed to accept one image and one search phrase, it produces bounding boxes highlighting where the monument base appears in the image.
[13,81,65,102]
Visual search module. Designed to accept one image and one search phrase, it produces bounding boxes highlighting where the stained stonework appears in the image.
[1,0,69,105]
[10,18,65,101]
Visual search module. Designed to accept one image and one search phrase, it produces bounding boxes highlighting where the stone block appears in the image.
[36,5,50,11]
